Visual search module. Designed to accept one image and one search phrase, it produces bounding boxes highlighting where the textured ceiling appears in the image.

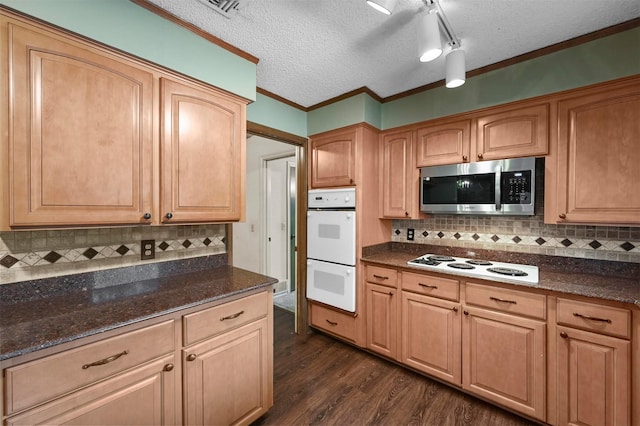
[145,0,639,108]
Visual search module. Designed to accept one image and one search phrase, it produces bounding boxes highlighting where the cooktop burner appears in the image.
[465,260,493,266]
[410,257,441,266]
[448,263,475,270]
[428,255,455,262]
[487,267,528,277]
[407,254,538,284]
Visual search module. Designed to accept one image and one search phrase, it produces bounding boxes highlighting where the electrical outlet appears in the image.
[141,240,155,260]
[407,228,415,241]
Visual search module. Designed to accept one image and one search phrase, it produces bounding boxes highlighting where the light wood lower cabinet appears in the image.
[2,290,273,426]
[554,297,632,426]
[365,282,399,359]
[401,291,461,385]
[5,355,177,426]
[183,318,272,426]
[461,305,546,421]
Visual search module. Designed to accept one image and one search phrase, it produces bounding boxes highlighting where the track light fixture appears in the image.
[445,48,465,88]
[367,0,466,88]
[366,0,397,15]
[418,10,442,62]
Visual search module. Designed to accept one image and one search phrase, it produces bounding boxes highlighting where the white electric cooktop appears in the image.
[407,254,539,285]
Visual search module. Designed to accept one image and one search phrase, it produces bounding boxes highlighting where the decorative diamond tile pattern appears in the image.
[620,242,635,252]
[394,229,401,235]
[1,255,19,268]
[472,233,480,241]
[422,231,428,237]
[437,232,444,238]
[0,234,227,270]
[536,237,546,245]
[589,240,602,249]
[454,232,461,239]
[491,235,500,242]
[561,239,573,247]
[512,236,522,244]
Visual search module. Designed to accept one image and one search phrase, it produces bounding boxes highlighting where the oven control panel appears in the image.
[308,188,356,209]
[501,170,532,204]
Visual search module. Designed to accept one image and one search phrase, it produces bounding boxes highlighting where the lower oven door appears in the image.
[306,259,356,312]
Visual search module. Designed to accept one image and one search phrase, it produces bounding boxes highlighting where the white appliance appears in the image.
[407,254,539,285]
[307,188,357,312]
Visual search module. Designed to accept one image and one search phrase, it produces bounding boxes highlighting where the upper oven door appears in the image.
[307,210,356,265]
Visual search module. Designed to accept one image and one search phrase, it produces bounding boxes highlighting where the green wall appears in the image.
[0,0,256,101]
[247,93,307,138]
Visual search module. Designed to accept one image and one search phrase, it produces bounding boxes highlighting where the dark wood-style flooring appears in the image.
[252,307,539,426]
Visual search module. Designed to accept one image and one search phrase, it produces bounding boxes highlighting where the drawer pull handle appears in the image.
[452,306,458,312]
[326,319,338,326]
[163,363,174,372]
[373,274,389,280]
[220,310,245,321]
[560,331,568,339]
[82,350,129,369]
[573,312,612,323]
[419,283,438,289]
[187,354,197,362]
[490,296,517,304]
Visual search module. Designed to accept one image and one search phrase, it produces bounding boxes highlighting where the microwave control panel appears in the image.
[501,171,532,204]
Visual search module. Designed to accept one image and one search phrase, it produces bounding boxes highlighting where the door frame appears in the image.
[245,122,308,336]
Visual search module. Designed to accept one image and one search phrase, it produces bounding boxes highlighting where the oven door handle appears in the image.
[495,164,502,211]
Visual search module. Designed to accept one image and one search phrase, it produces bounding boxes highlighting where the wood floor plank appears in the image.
[254,308,538,426]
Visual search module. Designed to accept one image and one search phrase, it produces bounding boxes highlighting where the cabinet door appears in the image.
[380,130,417,218]
[401,291,461,385]
[183,318,272,426]
[366,282,398,359]
[161,77,246,223]
[8,21,154,227]
[310,129,356,188]
[556,326,630,426]
[555,81,640,224]
[6,356,177,425]
[462,306,546,421]
[415,119,471,166]
[476,103,548,161]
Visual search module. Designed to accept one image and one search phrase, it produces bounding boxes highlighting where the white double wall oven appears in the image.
[306,188,357,312]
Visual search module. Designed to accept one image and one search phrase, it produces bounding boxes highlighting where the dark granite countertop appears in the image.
[0,257,277,362]
[361,243,640,308]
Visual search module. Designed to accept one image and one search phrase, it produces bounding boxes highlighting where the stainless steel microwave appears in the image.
[420,157,536,215]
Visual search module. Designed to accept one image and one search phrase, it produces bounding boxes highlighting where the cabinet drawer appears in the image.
[557,298,630,339]
[465,282,546,319]
[402,272,459,301]
[183,291,268,346]
[5,320,175,415]
[366,265,398,288]
[310,302,357,342]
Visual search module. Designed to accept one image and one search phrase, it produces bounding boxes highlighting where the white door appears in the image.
[266,156,294,289]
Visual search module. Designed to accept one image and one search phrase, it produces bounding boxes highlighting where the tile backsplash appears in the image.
[391,216,640,263]
[0,224,227,284]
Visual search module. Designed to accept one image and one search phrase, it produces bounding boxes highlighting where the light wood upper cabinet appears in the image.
[309,128,357,188]
[160,78,245,223]
[415,119,471,167]
[548,77,640,225]
[475,103,549,161]
[1,12,247,229]
[5,19,154,227]
[380,130,420,218]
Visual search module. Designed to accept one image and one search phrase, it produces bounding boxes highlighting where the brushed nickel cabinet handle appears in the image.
[220,310,245,321]
[187,354,197,362]
[163,363,174,372]
[143,212,151,220]
[373,274,389,280]
[419,283,438,289]
[326,319,338,326]
[560,331,568,339]
[82,350,129,369]
[490,296,517,304]
[573,312,612,323]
